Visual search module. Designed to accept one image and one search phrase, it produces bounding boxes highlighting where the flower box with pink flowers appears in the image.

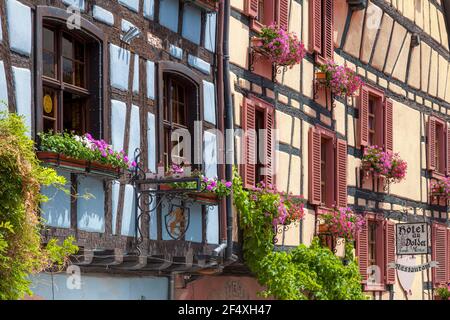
[318,60,363,97]
[361,145,407,185]
[37,132,136,178]
[320,207,365,242]
[251,25,306,68]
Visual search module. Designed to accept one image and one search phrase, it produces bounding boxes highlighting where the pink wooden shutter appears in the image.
[264,106,275,185]
[309,127,321,205]
[428,117,436,171]
[384,99,393,153]
[432,223,448,286]
[384,220,396,284]
[357,217,369,282]
[245,0,259,18]
[323,0,334,59]
[310,0,322,53]
[359,86,369,147]
[447,124,450,176]
[448,229,450,282]
[336,139,347,208]
[277,0,289,31]
[242,98,257,189]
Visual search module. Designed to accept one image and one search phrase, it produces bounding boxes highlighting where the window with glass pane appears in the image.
[163,73,197,169]
[40,22,97,137]
[368,221,377,267]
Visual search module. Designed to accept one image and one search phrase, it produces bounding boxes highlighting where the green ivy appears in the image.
[0,112,78,300]
[232,168,367,300]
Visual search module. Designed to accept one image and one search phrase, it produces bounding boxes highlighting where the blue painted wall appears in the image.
[29,273,169,300]
[110,44,130,91]
[12,66,31,137]
[159,0,179,33]
[111,100,127,152]
[147,112,156,172]
[41,170,71,228]
[144,0,155,20]
[205,13,217,52]
[206,206,219,244]
[128,104,141,162]
[121,184,137,236]
[182,4,201,45]
[111,181,120,235]
[0,61,8,110]
[77,176,105,232]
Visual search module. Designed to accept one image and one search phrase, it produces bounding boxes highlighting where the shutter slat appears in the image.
[324,0,334,59]
[264,107,275,185]
[357,217,369,282]
[310,0,322,53]
[448,229,450,283]
[277,0,290,31]
[432,223,448,285]
[360,87,369,147]
[245,0,259,18]
[242,98,257,189]
[336,139,347,208]
[385,221,396,284]
[384,99,393,153]
[309,127,321,205]
[428,117,436,171]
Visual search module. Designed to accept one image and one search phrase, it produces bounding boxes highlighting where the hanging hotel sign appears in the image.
[396,222,428,255]
[388,261,439,273]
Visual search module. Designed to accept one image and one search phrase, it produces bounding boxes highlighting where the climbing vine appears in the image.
[232,169,367,300]
[0,111,78,300]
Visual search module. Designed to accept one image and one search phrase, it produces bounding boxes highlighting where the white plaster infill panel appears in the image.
[110,44,131,91]
[110,100,127,152]
[188,55,210,75]
[62,0,86,11]
[6,0,32,56]
[93,5,114,26]
[147,60,155,99]
[133,54,139,94]
[144,0,155,20]
[12,67,31,137]
[119,0,140,13]
[0,61,8,110]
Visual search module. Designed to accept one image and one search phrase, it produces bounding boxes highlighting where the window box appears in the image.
[36,151,123,178]
[158,183,220,205]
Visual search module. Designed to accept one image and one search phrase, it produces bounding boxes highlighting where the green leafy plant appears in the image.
[38,131,135,170]
[0,112,78,300]
[233,168,367,300]
[435,285,450,300]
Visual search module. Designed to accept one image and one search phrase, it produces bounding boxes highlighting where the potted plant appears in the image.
[321,207,365,242]
[318,60,363,97]
[435,284,450,300]
[252,24,306,68]
[361,145,407,185]
[37,132,135,177]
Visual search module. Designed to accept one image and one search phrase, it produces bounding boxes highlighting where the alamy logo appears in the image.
[66,265,81,290]
[66,6,81,30]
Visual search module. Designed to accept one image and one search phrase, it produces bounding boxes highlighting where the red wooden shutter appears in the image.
[309,127,321,205]
[432,223,448,286]
[359,86,369,147]
[384,220,396,284]
[242,98,257,189]
[277,0,289,30]
[384,99,393,153]
[336,139,347,208]
[310,0,322,53]
[428,117,436,171]
[323,0,334,59]
[448,229,450,282]
[447,124,450,176]
[264,106,275,185]
[245,0,259,18]
[357,217,369,282]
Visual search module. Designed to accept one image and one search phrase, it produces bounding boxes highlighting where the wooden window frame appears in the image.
[36,6,107,140]
[428,116,448,180]
[310,0,334,64]
[432,222,449,287]
[241,94,276,188]
[357,213,394,292]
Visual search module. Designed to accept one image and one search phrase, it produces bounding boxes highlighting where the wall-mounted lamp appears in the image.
[347,0,368,11]
[121,26,141,45]
[411,33,421,47]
